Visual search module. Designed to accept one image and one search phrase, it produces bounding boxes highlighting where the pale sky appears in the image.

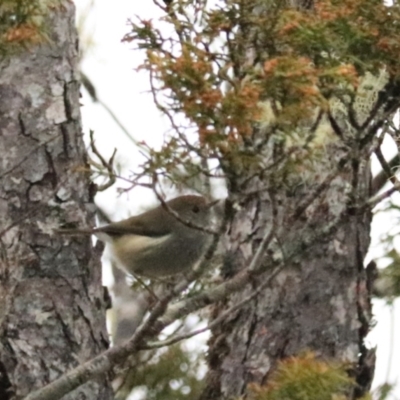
[74,1,400,397]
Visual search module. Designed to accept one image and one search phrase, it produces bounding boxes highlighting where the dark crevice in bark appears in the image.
[18,113,28,137]
[240,297,258,395]
[0,2,112,398]
[354,216,374,398]
[44,148,58,188]
[0,361,13,400]
[77,304,100,347]
[63,81,75,121]
[54,307,81,351]
[60,124,70,159]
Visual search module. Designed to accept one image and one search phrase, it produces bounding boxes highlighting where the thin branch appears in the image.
[248,195,277,273]
[146,199,278,351]
[292,170,338,220]
[80,71,141,147]
[374,146,399,188]
[152,180,221,235]
[368,184,400,208]
[156,212,343,330]
[144,262,284,349]
[24,280,178,400]
[385,303,395,383]
[371,153,400,195]
[24,208,344,400]
[367,142,400,207]
[368,128,399,195]
[89,130,117,191]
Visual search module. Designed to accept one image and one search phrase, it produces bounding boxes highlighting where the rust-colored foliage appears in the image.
[278,0,400,75]
[124,0,400,186]
[5,23,40,43]
[0,0,47,53]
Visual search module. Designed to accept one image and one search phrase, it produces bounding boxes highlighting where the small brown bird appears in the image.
[58,195,219,278]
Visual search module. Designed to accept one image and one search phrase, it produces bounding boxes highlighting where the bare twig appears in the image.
[24,281,178,400]
[145,199,278,350]
[81,71,141,147]
[367,142,400,207]
[151,180,221,235]
[144,263,284,349]
[248,195,277,273]
[24,208,344,400]
[292,170,338,220]
[368,184,400,208]
[371,153,400,195]
[88,130,117,191]
[385,303,395,383]
[374,146,399,188]
[156,212,343,330]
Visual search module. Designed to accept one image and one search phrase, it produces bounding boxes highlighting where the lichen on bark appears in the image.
[0,1,113,399]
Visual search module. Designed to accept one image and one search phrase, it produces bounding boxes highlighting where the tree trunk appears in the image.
[0,2,113,399]
[202,173,374,399]
[200,4,382,400]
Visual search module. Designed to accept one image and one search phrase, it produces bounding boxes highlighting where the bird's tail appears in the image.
[55,228,94,235]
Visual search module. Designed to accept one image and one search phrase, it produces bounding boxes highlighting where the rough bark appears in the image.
[202,174,374,399]
[200,4,380,400]
[0,2,113,399]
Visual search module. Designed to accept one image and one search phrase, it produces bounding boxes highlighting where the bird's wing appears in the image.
[96,209,172,238]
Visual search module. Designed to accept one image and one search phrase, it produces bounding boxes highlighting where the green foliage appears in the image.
[374,383,395,400]
[115,344,205,400]
[123,0,400,189]
[375,248,400,300]
[382,248,400,297]
[277,1,388,71]
[248,352,369,400]
[0,0,53,57]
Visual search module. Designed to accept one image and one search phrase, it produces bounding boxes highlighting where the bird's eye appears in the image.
[192,205,200,213]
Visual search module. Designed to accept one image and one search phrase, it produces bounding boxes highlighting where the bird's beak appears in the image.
[207,199,222,209]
